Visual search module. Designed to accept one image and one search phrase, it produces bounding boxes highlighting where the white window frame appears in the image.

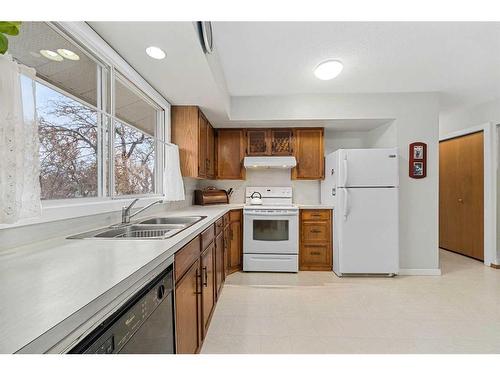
[0,22,172,229]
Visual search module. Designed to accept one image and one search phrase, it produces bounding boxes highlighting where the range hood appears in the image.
[244,156,297,169]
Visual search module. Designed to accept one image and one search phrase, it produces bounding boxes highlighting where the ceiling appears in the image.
[89,21,230,124]
[8,22,98,107]
[212,22,500,111]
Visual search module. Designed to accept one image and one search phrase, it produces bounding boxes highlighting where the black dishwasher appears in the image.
[70,265,175,354]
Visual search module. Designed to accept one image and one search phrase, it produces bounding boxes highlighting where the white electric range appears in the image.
[243,187,299,273]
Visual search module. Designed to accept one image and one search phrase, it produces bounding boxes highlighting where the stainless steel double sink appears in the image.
[67,216,207,240]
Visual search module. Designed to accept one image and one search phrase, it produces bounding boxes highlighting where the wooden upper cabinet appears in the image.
[198,112,208,178]
[247,129,293,156]
[292,128,324,180]
[207,124,215,179]
[247,129,270,155]
[171,106,215,179]
[271,129,293,155]
[216,129,246,180]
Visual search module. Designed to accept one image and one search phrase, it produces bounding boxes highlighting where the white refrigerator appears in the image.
[321,148,399,276]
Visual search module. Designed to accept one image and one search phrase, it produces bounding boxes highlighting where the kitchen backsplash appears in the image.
[197,169,321,205]
[0,172,321,251]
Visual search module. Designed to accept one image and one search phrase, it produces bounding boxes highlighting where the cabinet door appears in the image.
[271,129,293,155]
[207,123,215,179]
[215,232,224,298]
[201,243,215,337]
[292,128,324,180]
[247,129,270,155]
[228,220,242,273]
[216,129,246,179]
[223,226,230,278]
[175,259,201,354]
[198,112,208,178]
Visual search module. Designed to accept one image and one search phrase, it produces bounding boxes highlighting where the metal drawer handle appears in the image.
[195,269,202,295]
[310,251,321,255]
[310,229,322,233]
[203,266,208,287]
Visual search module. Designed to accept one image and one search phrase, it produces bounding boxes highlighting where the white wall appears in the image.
[231,93,440,272]
[440,99,500,136]
[325,129,367,153]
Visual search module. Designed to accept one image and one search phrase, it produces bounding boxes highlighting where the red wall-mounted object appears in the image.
[409,142,427,179]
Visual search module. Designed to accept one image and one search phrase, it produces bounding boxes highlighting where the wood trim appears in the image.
[490,263,500,269]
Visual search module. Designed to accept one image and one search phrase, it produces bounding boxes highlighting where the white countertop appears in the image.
[297,204,334,209]
[0,204,241,354]
[0,202,331,353]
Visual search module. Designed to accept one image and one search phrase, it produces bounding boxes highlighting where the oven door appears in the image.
[244,210,298,254]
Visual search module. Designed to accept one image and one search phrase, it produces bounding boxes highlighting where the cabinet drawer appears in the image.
[201,225,215,250]
[175,236,201,281]
[215,217,224,235]
[301,209,331,221]
[301,244,331,267]
[302,221,330,243]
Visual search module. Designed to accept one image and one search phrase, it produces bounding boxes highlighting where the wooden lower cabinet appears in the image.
[201,243,215,336]
[227,210,243,274]
[215,231,224,298]
[175,259,202,354]
[299,209,332,271]
[223,219,230,278]
[174,213,240,354]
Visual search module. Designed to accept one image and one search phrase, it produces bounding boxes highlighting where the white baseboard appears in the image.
[398,268,442,276]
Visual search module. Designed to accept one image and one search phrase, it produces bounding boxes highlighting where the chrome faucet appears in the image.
[121,198,164,224]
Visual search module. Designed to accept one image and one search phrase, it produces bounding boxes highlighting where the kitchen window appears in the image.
[9,22,167,203]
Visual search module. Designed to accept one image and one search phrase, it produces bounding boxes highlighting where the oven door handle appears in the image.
[245,212,298,217]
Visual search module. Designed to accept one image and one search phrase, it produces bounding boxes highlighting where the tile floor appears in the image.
[201,250,500,354]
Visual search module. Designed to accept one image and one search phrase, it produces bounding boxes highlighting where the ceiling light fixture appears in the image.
[57,48,80,61]
[146,46,166,60]
[40,49,63,62]
[314,59,343,80]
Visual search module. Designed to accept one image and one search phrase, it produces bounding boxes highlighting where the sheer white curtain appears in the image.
[0,54,41,224]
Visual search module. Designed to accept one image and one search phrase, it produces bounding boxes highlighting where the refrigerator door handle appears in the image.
[343,189,349,221]
[343,157,348,187]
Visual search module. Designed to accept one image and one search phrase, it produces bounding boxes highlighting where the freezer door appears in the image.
[320,151,339,205]
[335,187,399,274]
[338,148,399,187]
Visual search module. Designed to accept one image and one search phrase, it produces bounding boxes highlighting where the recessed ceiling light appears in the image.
[57,48,80,61]
[314,59,343,80]
[40,49,63,62]
[146,46,166,60]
